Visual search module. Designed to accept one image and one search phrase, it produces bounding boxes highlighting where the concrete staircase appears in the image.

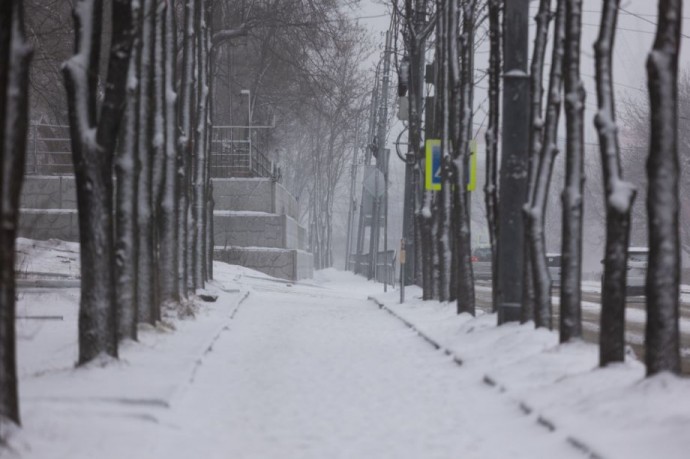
[18,176,313,281]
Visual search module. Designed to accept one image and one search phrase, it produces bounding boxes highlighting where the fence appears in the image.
[26,123,278,180]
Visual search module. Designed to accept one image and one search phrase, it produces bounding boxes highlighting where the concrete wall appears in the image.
[20,176,76,209]
[212,178,298,218]
[213,247,313,281]
[19,209,79,242]
[214,212,302,250]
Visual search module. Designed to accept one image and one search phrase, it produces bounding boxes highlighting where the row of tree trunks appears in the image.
[0,0,32,427]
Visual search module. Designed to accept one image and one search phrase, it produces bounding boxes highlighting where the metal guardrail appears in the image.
[26,124,278,180]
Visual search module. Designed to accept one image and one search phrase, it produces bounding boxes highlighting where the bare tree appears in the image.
[136,0,156,324]
[115,0,141,341]
[523,0,551,323]
[526,0,565,331]
[1,0,32,426]
[178,0,196,298]
[63,0,134,363]
[559,0,585,342]
[594,0,636,366]
[158,0,180,304]
[645,0,682,376]
[484,0,501,312]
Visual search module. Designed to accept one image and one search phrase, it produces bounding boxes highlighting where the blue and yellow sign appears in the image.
[425,139,442,191]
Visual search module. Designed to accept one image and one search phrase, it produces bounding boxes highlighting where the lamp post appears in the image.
[240,89,252,173]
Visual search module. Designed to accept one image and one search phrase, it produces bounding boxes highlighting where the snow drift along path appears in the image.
[150,270,581,459]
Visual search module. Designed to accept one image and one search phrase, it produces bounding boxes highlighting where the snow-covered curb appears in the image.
[369,291,690,459]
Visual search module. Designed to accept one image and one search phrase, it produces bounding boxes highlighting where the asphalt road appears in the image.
[474,282,690,374]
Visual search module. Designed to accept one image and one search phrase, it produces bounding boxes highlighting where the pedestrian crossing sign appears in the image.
[425,139,442,191]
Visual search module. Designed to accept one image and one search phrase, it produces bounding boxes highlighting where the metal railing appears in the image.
[210,126,277,179]
[25,123,279,180]
[26,123,73,175]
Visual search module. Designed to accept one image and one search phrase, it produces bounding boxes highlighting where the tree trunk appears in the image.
[64,0,134,363]
[451,0,476,315]
[523,0,551,322]
[115,0,141,341]
[136,0,156,325]
[0,0,32,426]
[177,0,196,298]
[527,0,565,330]
[485,0,501,312]
[158,0,180,305]
[645,0,682,376]
[560,0,585,342]
[192,0,208,290]
[594,0,637,367]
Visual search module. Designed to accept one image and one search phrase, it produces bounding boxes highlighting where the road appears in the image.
[475,282,690,374]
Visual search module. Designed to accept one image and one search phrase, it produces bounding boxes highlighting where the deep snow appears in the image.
[4,247,690,458]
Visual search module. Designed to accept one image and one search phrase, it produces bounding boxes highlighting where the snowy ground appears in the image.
[4,243,690,458]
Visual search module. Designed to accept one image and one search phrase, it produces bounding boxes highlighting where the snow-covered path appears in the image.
[150,274,582,459]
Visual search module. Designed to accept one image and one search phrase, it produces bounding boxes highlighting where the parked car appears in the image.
[472,246,493,281]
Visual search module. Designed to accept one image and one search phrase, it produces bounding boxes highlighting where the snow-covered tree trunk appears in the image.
[645,0,682,376]
[150,0,166,318]
[485,0,501,312]
[115,0,141,341]
[560,0,585,342]
[0,0,32,426]
[158,0,180,304]
[435,0,451,302]
[523,0,551,323]
[594,0,636,367]
[526,0,565,330]
[63,0,134,363]
[451,0,476,315]
[136,0,156,325]
[203,0,213,281]
[177,0,195,298]
[192,0,209,289]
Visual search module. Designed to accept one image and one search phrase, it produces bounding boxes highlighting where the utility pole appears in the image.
[498,0,530,324]
[401,0,432,287]
[354,67,380,275]
[368,28,393,281]
[344,115,362,270]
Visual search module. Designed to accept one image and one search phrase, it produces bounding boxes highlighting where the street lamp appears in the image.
[240,89,252,172]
